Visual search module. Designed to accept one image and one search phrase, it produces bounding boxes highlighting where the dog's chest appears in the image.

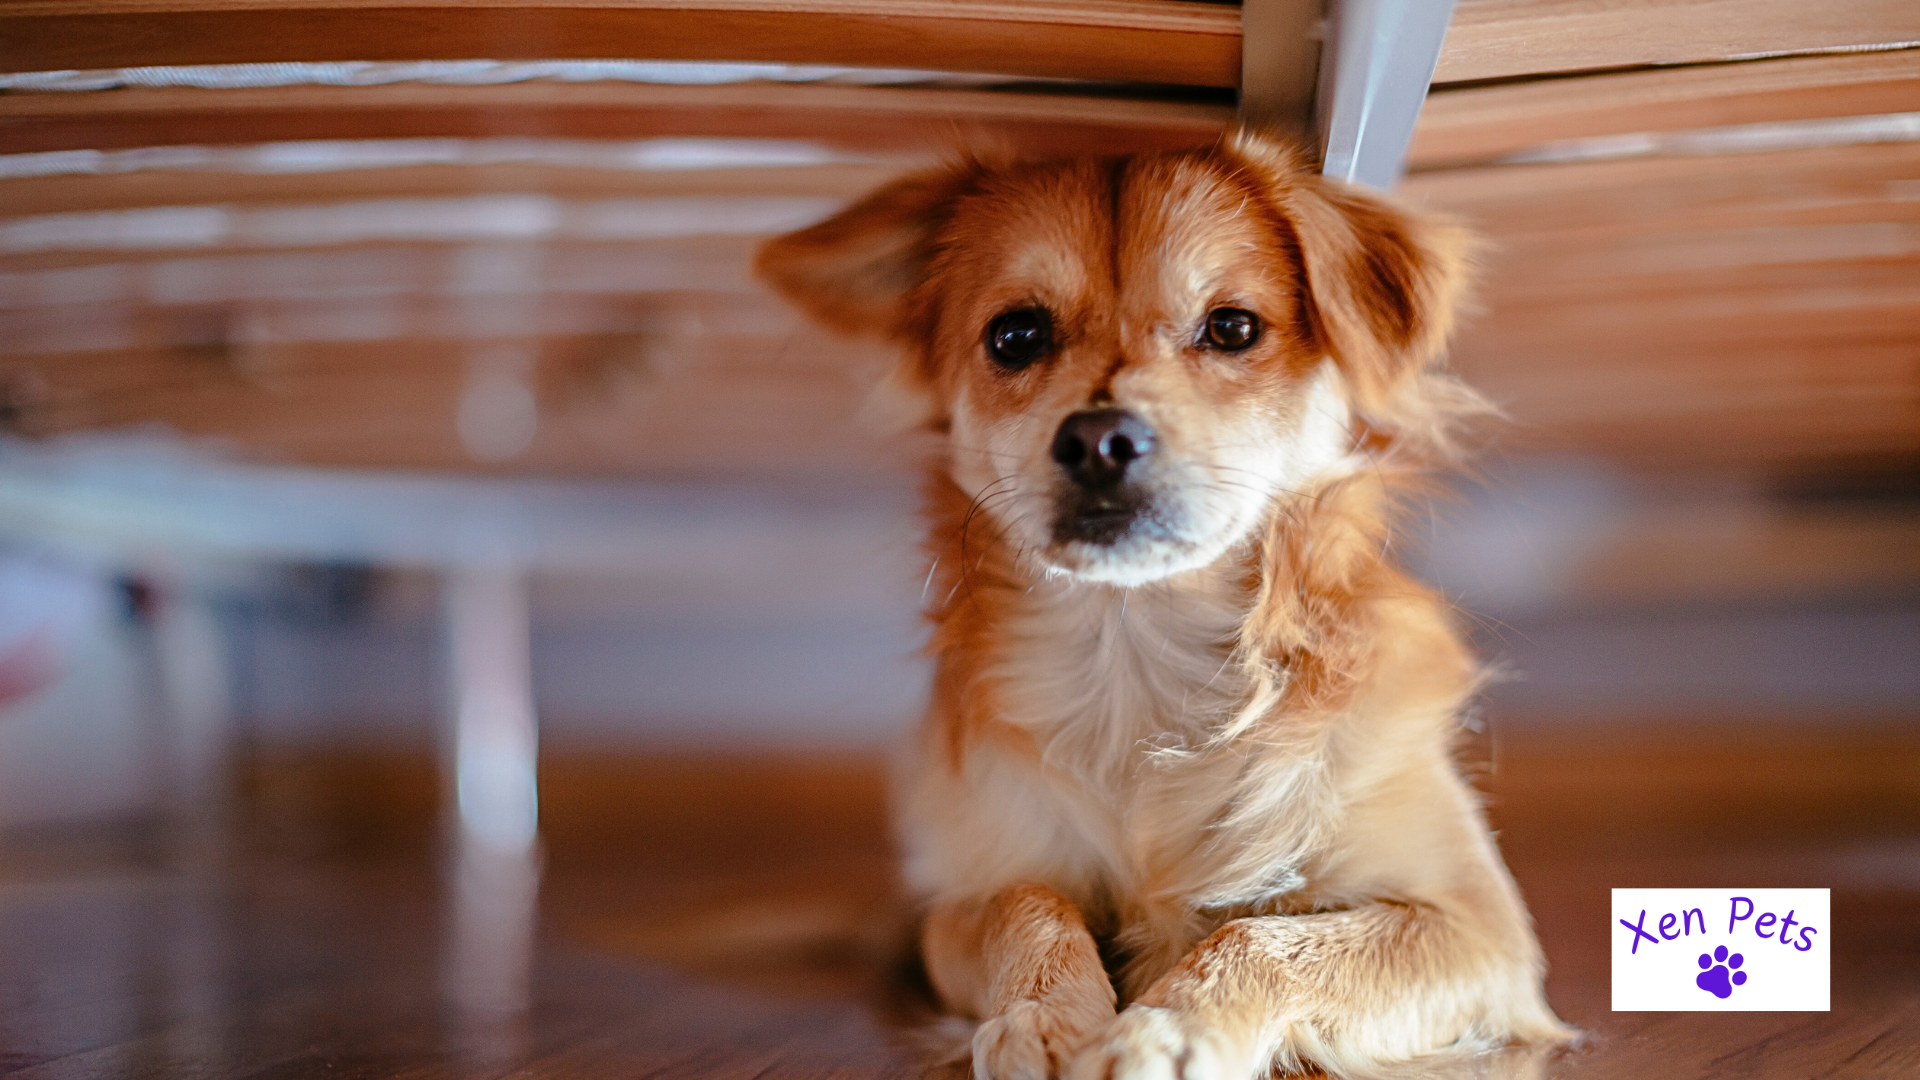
[993,572,1250,779]
[970,574,1255,892]
[905,565,1331,950]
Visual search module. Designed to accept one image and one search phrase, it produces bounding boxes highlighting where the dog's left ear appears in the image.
[753,163,981,341]
[755,163,985,430]
[1229,133,1476,421]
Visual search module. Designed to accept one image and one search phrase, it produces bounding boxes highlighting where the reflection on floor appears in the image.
[1,715,1915,1079]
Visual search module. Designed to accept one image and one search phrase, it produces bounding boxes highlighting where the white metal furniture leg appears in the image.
[441,563,539,1019]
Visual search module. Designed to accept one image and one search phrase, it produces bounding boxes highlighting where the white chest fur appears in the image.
[994,567,1252,787]
[901,563,1270,905]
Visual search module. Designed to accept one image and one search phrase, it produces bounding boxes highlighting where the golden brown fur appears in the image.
[756,131,1567,1079]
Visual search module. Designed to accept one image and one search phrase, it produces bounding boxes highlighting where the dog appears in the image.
[755,130,1567,1079]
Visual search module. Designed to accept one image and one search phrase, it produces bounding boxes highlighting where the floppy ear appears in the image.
[752,163,981,340]
[1229,132,1476,422]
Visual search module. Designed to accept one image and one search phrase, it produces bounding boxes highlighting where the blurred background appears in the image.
[3,27,1916,846]
[0,4,1916,1073]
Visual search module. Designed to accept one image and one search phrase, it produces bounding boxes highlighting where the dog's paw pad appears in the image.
[1694,944,1749,999]
[1066,1007,1238,1080]
[973,999,1105,1080]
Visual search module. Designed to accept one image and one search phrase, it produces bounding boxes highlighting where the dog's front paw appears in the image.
[973,997,1110,1080]
[1066,1006,1248,1080]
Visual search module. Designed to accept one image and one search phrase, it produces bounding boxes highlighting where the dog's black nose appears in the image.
[1051,409,1155,489]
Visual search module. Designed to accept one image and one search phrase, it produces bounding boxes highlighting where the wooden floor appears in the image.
[2,718,1917,1079]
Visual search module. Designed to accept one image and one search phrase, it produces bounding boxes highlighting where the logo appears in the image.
[1694,944,1747,999]
[1611,888,1829,1011]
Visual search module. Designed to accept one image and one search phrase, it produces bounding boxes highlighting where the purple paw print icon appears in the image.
[1696,945,1748,998]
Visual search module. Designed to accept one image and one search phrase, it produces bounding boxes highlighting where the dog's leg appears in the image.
[925,884,1119,1080]
[1068,901,1564,1080]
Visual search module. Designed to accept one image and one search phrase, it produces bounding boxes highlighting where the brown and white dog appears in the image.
[756,131,1567,1079]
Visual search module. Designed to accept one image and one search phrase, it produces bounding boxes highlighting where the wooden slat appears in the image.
[6,301,1911,474]
[11,222,1912,322]
[1437,0,1920,84]
[0,81,1235,156]
[1,124,1913,476]
[12,724,1920,1080]
[0,0,1243,86]
[0,239,763,305]
[3,0,1916,91]
[0,163,909,219]
[1486,227,1920,298]
[1401,141,1920,238]
[0,293,816,358]
[1403,140,1920,470]
[1412,49,1920,170]
[1455,290,1920,467]
[0,334,901,477]
[1569,502,1920,604]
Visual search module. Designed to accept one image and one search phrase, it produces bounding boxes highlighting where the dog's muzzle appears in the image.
[1050,408,1156,545]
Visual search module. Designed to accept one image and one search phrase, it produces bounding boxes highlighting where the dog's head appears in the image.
[756,133,1474,586]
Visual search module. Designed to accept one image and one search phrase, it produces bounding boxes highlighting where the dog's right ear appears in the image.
[753,164,980,340]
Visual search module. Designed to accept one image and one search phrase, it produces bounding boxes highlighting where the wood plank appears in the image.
[1412,141,1920,469]
[0,192,847,256]
[1412,49,1920,170]
[225,718,1920,873]
[1568,502,1920,605]
[12,715,1916,1078]
[0,239,766,308]
[5,324,1911,474]
[1400,141,1920,239]
[240,746,895,863]
[1463,281,1920,370]
[0,332,903,477]
[0,0,1244,87]
[0,162,910,219]
[9,223,1913,320]
[1483,224,1920,288]
[4,256,1914,472]
[0,81,1235,156]
[3,0,1916,92]
[1437,0,1920,84]
[1490,714,1920,847]
[1462,355,1920,468]
[0,133,1911,475]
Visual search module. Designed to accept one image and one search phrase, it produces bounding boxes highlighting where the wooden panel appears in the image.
[1403,141,1920,470]
[2,133,1913,475]
[239,746,895,862]
[5,306,1910,473]
[0,240,765,308]
[0,0,1243,86]
[0,163,910,219]
[1490,714,1920,853]
[1466,349,1919,467]
[1486,224,1920,287]
[0,81,1235,156]
[0,193,844,256]
[1412,49,1920,170]
[10,716,1920,1079]
[1438,0,1920,84]
[4,0,1916,91]
[1569,503,1920,605]
[1401,141,1920,238]
[0,333,901,478]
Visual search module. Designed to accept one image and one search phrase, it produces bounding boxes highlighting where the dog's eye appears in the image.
[1203,308,1260,352]
[986,309,1051,369]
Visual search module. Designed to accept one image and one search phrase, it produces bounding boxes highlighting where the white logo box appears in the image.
[1611,888,1830,1011]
